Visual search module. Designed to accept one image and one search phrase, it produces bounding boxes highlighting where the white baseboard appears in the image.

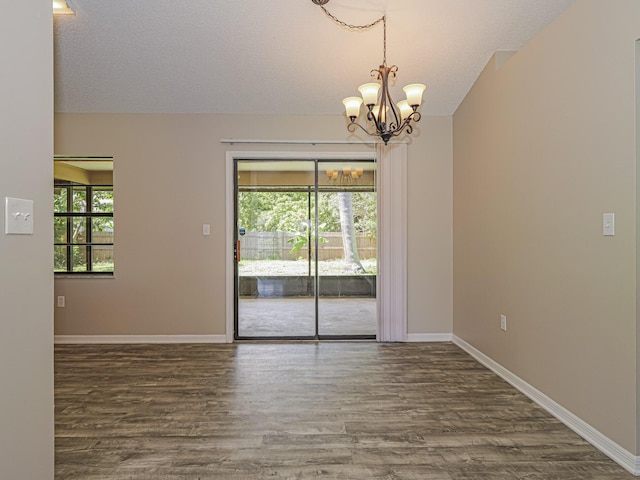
[406,333,453,342]
[56,334,453,344]
[452,335,639,476]
[54,335,229,344]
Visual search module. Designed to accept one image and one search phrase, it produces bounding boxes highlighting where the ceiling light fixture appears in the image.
[312,0,426,145]
[326,166,364,184]
[53,0,74,15]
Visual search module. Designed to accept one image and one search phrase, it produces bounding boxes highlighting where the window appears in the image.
[54,157,114,274]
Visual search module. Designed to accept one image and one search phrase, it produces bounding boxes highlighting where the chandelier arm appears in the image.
[374,64,401,134]
[383,111,422,140]
[386,98,401,133]
[391,120,413,138]
[392,112,421,138]
[363,105,384,134]
[347,119,396,145]
[354,103,422,144]
[346,120,377,138]
[365,108,379,128]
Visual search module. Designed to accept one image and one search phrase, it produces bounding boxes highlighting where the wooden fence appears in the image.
[92,232,114,261]
[239,232,376,261]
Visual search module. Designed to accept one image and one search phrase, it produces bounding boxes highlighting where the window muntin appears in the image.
[54,183,114,274]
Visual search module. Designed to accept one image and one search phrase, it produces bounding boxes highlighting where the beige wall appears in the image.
[453,0,639,454]
[0,1,54,478]
[54,114,452,337]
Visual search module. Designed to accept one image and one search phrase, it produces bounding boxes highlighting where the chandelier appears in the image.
[53,0,75,15]
[326,166,364,184]
[312,0,426,144]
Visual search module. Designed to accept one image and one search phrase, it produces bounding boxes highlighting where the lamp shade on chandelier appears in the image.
[312,0,426,144]
[343,70,426,145]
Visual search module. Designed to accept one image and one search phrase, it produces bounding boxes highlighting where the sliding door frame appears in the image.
[234,158,319,340]
[225,149,406,343]
[226,151,375,342]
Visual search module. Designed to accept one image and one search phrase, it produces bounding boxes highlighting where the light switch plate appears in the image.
[5,197,34,235]
[603,213,615,236]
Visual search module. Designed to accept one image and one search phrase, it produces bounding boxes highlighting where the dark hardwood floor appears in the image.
[54,342,634,479]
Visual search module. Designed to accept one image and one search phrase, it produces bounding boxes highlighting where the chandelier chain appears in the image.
[383,15,386,65]
[319,7,387,64]
[318,6,384,30]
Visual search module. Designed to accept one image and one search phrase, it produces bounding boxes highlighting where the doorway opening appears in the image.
[234,158,377,340]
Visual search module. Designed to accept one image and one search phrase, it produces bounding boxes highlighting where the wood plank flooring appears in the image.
[54,342,634,479]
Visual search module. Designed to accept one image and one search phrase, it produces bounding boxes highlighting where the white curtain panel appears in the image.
[376,143,408,342]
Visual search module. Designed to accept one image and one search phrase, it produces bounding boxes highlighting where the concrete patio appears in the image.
[237,297,376,338]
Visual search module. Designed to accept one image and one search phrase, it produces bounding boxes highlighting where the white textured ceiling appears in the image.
[54,0,575,116]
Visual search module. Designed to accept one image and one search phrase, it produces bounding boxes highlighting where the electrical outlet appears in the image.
[57,296,65,308]
[500,314,507,331]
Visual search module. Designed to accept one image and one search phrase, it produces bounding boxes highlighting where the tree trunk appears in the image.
[337,192,366,273]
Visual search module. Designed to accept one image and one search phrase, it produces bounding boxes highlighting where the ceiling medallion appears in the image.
[312,0,426,144]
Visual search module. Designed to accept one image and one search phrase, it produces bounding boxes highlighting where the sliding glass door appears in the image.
[235,158,376,340]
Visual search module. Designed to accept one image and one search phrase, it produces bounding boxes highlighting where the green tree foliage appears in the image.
[238,190,376,273]
[351,192,377,237]
[238,190,375,236]
[288,221,328,255]
[54,185,114,271]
